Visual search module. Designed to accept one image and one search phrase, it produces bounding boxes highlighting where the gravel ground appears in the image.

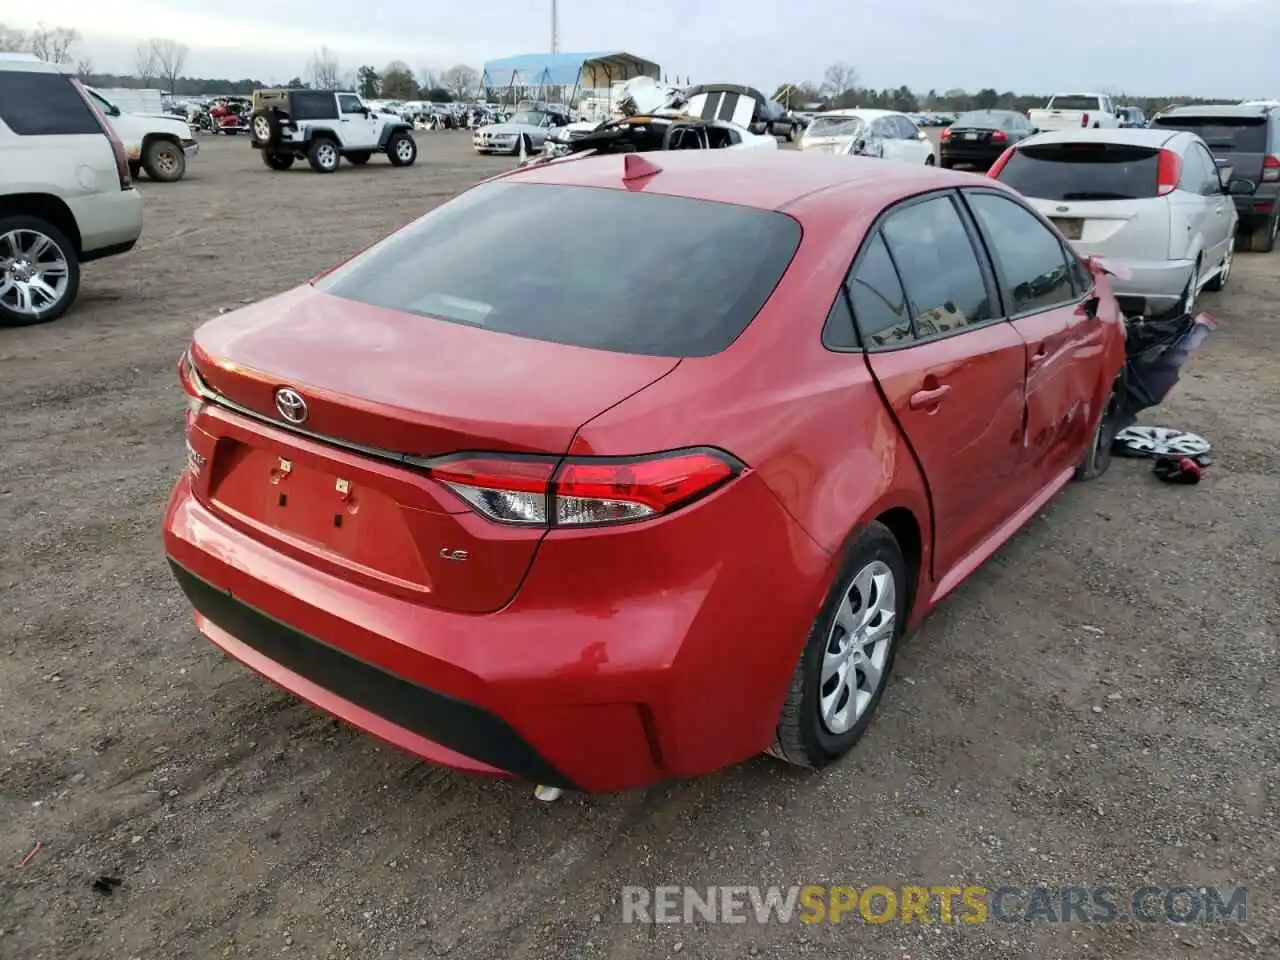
[1,133,1276,960]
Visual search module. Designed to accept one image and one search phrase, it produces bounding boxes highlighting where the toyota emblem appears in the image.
[274,387,308,424]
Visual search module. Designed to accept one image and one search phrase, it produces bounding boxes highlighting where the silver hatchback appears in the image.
[989,128,1252,314]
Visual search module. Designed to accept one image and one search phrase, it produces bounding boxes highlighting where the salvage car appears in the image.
[989,127,1247,315]
[801,109,936,165]
[472,106,572,155]
[532,111,777,161]
[682,83,803,141]
[165,150,1127,794]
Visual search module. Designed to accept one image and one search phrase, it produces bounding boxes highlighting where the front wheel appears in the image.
[771,522,906,768]
[1075,382,1121,481]
[387,132,417,167]
[143,139,185,182]
[0,216,80,327]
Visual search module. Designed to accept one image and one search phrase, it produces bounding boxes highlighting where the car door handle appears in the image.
[908,384,951,409]
[1029,347,1049,366]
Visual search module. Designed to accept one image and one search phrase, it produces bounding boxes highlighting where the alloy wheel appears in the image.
[0,229,71,317]
[253,116,271,141]
[396,138,414,162]
[819,560,896,735]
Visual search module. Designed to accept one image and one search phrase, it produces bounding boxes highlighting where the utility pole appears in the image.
[551,0,560,53]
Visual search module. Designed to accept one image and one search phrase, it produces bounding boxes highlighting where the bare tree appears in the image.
[28,24,78,63]
[133,42,157,84]
[75,57,93,80]
[0,23,27,53]
[441,64,479,102]
[821,62,858,100]
[307,46,341,90]
[418,66,439,92]
[150,38,188,94]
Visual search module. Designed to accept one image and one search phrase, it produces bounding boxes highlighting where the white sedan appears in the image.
[799,109,936,166]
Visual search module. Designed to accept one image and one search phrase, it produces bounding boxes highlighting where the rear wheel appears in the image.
[0,216,80,327]
[261,151,294,170]
[771,522,906,768]
[307,138,340,173]
[1246,213,1277,253]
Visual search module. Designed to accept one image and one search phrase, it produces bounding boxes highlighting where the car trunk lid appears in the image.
[186,285,679,614]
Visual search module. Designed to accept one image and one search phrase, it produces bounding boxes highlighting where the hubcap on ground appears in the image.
[820,560,896,735]
[0,229,70,316]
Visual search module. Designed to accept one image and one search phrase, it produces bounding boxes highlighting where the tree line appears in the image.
[774,62,1243,117]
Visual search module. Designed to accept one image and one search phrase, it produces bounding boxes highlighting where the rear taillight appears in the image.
[1081,113,1090,128]
[1156,149,1182,196]
[1263,155,1280,183]
[177,350,204,428]
[990,130,1008,143]
[987,146,1015,178]
[72,79,131,190]
[940,127,951,141]
[425,449,743,527]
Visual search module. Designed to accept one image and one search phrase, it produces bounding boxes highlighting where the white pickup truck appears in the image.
[83,86,199,182]
[1028,94,1123,132]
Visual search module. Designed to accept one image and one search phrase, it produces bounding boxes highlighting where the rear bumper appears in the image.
[1069,249,1193,307]
[163,469,829,792]
[939,143,1005,168]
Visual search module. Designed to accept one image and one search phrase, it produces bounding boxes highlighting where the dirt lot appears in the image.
[1,133,1277,960]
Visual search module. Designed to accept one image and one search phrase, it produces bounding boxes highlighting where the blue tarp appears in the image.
[481,51,660,90]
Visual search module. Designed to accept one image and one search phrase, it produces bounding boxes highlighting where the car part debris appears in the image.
[1113,426,1211,459]
[533,785,564,802]
[1153,455,1203,485]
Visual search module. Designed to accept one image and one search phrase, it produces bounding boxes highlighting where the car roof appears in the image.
[0,53,72,75]
[815,108,898,121]
[504,149,985,213]
[1157,103,1272,119]
[1020,127,1180,149]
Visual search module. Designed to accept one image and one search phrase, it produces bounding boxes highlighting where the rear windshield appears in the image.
[1150,115,1267,152]
[953,111,1004,128]
[995,143,1160,201]
[1049,96,1101,111]
[807,116,865,137]
[316,181,802,358]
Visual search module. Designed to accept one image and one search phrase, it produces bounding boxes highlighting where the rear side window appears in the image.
[848,233,911,347]
[1150,115,1267,152]
[291,91,338,120]
[0,72,101,136]
[994,143,1161,201]
[965,192,1075,315]
[316,181,802,358]
[1049,96,1101,111]
[880,195,994,338]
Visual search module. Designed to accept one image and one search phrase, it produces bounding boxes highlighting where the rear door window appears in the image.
[292,91,339,121]
[965,192,1076,315]
[316,181,802,358]
[0,72,101,136]
[846,233,912,348]
[879,195,995,338]
[993,142,1161,201]
[1150,115,1267,152]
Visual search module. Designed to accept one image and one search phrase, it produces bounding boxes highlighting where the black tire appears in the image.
[346,151,372,165]
[128,160,140,181]
[924,154,936,166]
[1246,213,1277,253]
[386,131,417,167]
[1075,380,1121,481]
[307,137,340,173]
[772,521,907,768]
[261,151,294,170]
[142,138,185,182]
[0,215,81,327]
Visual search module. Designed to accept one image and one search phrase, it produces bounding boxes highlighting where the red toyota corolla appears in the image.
[164,150,1126,793]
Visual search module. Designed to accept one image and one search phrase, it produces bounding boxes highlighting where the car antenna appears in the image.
[622,153,662,181]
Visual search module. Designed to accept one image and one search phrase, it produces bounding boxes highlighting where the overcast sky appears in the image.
[1,0,1273,96]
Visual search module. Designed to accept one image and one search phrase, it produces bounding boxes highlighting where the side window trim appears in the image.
[958,187,1087,320]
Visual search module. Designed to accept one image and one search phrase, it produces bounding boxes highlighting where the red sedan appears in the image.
[164,150,1126,793]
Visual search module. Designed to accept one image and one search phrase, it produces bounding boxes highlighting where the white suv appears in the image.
[249,89,418,173]
[0,54,144,326]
